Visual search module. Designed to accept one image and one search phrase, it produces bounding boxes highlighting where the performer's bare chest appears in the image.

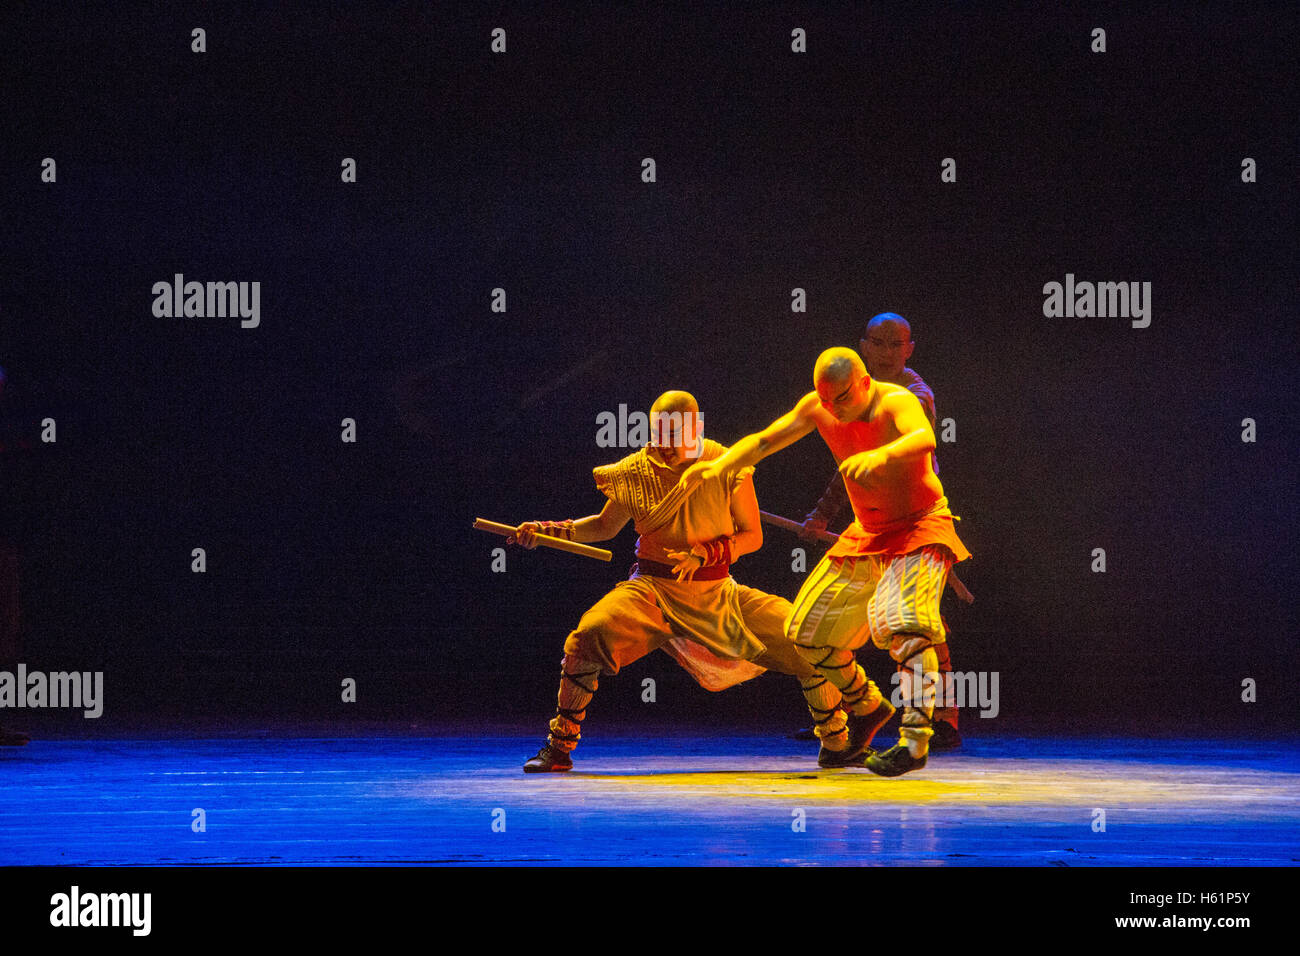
[817,415,898,462]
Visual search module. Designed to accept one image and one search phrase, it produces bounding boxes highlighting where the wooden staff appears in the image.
[758,510,974,605]
[946,571,975,605]
[759,510,839,544]
[473,518,613,562]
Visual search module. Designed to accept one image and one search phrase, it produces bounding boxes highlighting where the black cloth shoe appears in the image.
[523,743,573,773]
[791,727,817,741]
[929,720,962,752]
[846,700,896,756]
[815,698,897,768]
[864,743,927,777]
[818,742,872,768]
[0,724,30,746]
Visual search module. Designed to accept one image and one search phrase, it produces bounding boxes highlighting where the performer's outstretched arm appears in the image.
[679,392,820,492]
[512,499,631,549]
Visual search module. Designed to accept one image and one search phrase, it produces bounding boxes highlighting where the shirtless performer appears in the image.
[511,390,832,773]
[799,312,963,749]
[680,348,970,776]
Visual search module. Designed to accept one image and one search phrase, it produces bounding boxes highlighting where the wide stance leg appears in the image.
[890,634,939,758]
[786,555,893,765]
[525,579,672,772]
[547,656,602,754]
[864,545,953,777]
[732,585,814,680]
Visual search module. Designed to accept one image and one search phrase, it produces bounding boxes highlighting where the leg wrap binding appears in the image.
[799,673,847,746]
[892,637,939,756]
[548,656,601,753]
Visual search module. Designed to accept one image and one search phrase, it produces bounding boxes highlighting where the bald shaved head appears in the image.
[650,390,699,418]
[865,312,912,339]
[814,347,867,388]
[649,390,703,465]
[860,312,915,380]
[814,348,873,423]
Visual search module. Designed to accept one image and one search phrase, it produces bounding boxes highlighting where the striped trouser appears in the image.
[785,546,952,744]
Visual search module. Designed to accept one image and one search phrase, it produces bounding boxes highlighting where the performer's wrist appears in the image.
[537,520,576,541]
[691,536,733,567]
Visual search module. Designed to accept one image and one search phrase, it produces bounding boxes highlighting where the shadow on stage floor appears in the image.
[2,729,1297,866]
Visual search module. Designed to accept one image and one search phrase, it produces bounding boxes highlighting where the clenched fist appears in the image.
[508,521,545,549]
[839,449,888,485]
[678,458,725,493]
[799,514,829,541]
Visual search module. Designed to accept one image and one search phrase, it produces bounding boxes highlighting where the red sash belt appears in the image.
[630,558,730,581]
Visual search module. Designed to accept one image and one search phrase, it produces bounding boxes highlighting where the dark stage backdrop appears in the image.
[2,2,1296,737]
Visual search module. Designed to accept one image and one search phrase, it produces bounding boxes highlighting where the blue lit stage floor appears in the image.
[2,733,1297,866]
